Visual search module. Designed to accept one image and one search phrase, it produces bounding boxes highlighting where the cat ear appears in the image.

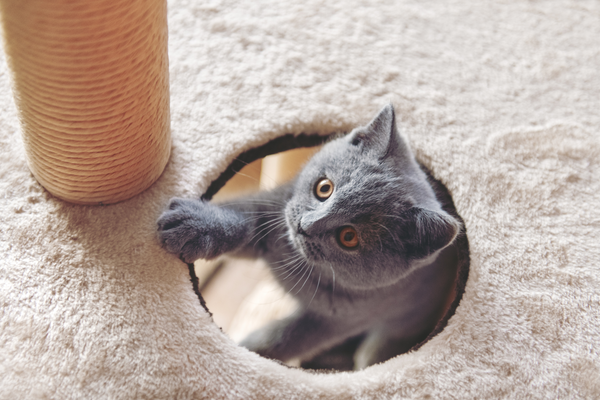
[402,207,460,260]
[350,103,403,157]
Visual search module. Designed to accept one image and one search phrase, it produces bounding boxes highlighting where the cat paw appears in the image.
[157,198,246,263]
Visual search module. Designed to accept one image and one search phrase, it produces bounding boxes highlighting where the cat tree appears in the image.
[1,0,598,399]
[1,0,170,204]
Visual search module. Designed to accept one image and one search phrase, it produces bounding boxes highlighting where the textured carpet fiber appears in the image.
[1,0,599,398]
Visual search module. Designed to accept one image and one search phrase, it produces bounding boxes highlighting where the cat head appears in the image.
[284,104,460,290]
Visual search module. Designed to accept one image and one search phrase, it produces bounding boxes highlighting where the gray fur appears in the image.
[157,104,462,369]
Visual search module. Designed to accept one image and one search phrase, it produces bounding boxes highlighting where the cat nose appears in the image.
[299,212,331,237]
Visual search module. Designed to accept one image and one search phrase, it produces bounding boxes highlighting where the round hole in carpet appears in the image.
[196,132,469,371]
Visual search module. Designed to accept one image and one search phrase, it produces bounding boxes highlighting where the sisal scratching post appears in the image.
[0,0,171,205]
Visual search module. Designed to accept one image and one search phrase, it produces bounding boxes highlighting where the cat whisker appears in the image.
[274,231,291,245]
[270,254,304,271]
[375,231,383,252]
[286,260,311,294]
[270,251,301,264]
[221,198,284,205]
[247,220,278,239]
[307,268,322,308]
[270,252,301,265]
[231,157,283,188]
[241,215,281,225]
[275,254,303,269]
[240,211,283,215]
[243,215,285,227]
[248,217,286,242]
[381,214,408,221]
[228,170,262,184]
[279,259,306,282]
[375,222,398,248]
[295,261,315,295]
[251,219,287,245]
[230,158,262,176]
[329,264,336,296]
[220,199,285,208]
[231,157,254,167]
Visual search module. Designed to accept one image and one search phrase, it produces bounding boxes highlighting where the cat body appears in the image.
[158,105,463,369]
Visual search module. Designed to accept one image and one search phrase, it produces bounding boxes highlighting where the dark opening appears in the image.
[192,132,469,372]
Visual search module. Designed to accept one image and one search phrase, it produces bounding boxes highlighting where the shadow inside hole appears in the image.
[195,132,470,372]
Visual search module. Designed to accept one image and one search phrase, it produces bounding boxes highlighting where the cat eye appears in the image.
[315,178,334,200]
[338,226,359,249]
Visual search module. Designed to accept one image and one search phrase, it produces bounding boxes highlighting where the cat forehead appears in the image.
[307,136,377,171]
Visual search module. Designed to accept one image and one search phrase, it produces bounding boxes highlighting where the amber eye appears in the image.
[315,178,334,200]
[338,226,359,249]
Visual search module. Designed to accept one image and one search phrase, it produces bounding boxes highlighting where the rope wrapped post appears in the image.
[0,0,171,205]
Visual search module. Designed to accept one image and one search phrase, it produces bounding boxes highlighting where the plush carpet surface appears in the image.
[1,0,599,398]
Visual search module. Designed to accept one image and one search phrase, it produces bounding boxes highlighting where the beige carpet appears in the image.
[2,0,600,398]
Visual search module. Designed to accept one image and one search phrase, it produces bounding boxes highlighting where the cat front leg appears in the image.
[240,310,353,363]
[157,198,250,263]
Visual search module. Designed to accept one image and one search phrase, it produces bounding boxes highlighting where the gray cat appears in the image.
[157,104,464,369]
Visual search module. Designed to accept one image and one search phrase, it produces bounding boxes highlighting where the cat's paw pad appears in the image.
[157,198,218,262]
